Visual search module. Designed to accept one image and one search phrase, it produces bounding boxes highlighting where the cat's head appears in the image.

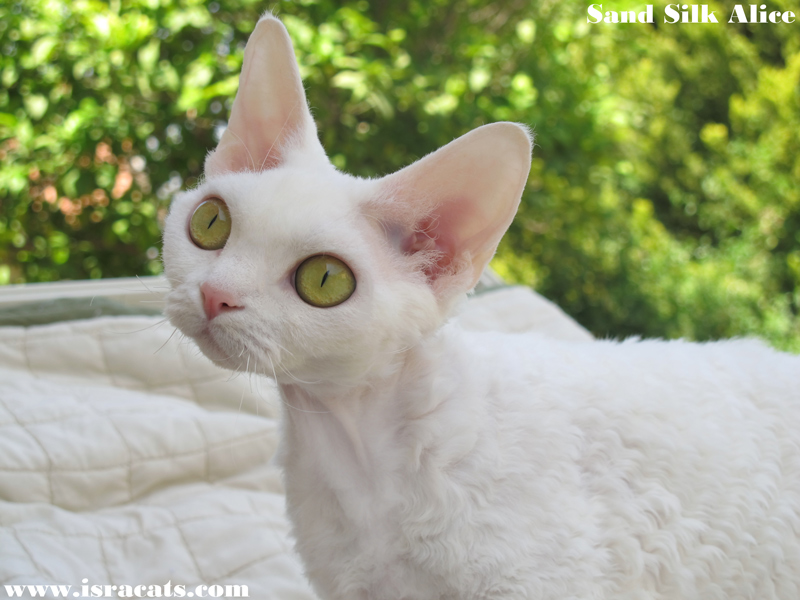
[163,14,532,385]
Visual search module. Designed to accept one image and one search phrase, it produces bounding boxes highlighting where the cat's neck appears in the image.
[277,324,467,474]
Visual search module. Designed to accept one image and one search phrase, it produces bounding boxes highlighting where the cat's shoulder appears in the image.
[449,323,798,390]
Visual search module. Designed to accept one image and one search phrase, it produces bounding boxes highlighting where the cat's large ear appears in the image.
[375,123,532,301]
[205,14,327,177]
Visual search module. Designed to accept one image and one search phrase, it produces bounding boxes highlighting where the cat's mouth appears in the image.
[197,321,286,377]
[184,324,237,370]
[197,326,234,362]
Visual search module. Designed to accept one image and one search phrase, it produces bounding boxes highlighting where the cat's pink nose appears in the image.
[200,282,244,320]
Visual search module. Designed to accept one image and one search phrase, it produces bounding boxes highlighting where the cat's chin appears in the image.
[193,325,289,379]
[188,326,252,373]
[192,331,238,368]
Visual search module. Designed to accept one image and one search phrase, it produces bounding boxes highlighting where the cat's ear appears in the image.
[205,14,327,177]
[375,123,532,300]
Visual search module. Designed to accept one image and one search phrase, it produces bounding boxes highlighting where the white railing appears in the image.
[0,276,169,309]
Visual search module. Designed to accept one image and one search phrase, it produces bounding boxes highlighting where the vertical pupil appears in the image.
[320,270,329,287]
[208,213,218,229]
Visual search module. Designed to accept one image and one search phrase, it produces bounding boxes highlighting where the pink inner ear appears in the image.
[204,15,326,177]
[376,123,532,297]
[401,213,457,281]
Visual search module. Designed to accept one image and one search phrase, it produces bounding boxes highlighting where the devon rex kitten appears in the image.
[163,14,800,600]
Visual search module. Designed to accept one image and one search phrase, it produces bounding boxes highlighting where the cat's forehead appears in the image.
[205,167,358,212]
[187,167,372,241]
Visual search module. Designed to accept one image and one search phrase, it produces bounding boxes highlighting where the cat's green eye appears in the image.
[295,255,356,308]
[189,198,231,250]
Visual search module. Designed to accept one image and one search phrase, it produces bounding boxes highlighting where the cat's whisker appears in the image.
[277,363,322,386]
[114,318,170,334]
[243,352,259,417]
[268,355,330,414]
[153,327,179,355]
[245,353,254,390]
[253,356,270,417]
[135,274,172,294]
[224,342,249,380]
[226,367,244,382]
[271,339,295,358]
[135,275,154,293]
[385,345,413,355]
[252,354,280,413]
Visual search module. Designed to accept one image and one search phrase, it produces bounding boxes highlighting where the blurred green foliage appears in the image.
[1,0,798,351]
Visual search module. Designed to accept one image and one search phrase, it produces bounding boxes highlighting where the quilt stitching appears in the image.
[195,416,212,483]
[0,400,249,427]
[5,510,288,540]
[208,549,286,583]
[165,508,205,581]
[95,523,115,583]
[1,397,55,505]
[2,320,261,399]
[83,373,136,502]
[0,430,271,473]
[95,321,119,393]
[11,527,48,579]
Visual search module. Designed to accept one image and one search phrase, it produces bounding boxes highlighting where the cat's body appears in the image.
[163,14,800,600]
[280,326,800,599]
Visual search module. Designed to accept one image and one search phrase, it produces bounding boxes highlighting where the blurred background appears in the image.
[1,0,798,351]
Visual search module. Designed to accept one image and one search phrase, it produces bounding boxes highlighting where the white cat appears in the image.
[163,14,800,600]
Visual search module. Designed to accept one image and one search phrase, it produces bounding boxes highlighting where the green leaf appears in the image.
[2,65,19,88]
[0,112,17,129]
[183,60,214,89]
[29,37,58,67]
[137,39,160,72]
[23,94,49,120]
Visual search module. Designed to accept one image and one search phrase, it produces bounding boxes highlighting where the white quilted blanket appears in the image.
[0,287,590,596]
